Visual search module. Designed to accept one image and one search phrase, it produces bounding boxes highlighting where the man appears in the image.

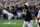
[12,7,17,20]
[22,3,33,27]
[3,9,13,24]
[37,7,40,27]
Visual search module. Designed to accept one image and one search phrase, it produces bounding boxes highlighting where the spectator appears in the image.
[17,11,22,19]
[0,7,3,19]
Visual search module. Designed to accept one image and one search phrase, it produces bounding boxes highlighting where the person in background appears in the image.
[13,7,17,20]
[0,7,3,19]
[30,6,35,20]
[3,7,13,24]
[37,7,40,27]
[35,8,38,22]
[17,11,22,19]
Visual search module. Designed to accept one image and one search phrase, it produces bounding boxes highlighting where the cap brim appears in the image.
[25,3,29,6]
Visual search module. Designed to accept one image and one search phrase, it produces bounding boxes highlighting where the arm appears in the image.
[37,10,40,24]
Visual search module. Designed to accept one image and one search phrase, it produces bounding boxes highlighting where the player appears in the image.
[3,9,13,23]
[37,8,40,27]
[22,3,33,27]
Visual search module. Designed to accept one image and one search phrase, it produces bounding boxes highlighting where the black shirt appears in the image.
[25,8,32,21]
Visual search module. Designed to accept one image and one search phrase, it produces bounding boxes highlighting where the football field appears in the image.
[0,19,38,27]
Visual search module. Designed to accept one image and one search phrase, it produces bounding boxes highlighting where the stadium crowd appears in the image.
[0,3,36,20]
[0,1,40,20]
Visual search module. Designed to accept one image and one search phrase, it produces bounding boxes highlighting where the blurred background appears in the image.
[0,0,40,19]
[0,0,40,27]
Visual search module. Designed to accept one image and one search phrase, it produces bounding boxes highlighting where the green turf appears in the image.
[0,19,38,27]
